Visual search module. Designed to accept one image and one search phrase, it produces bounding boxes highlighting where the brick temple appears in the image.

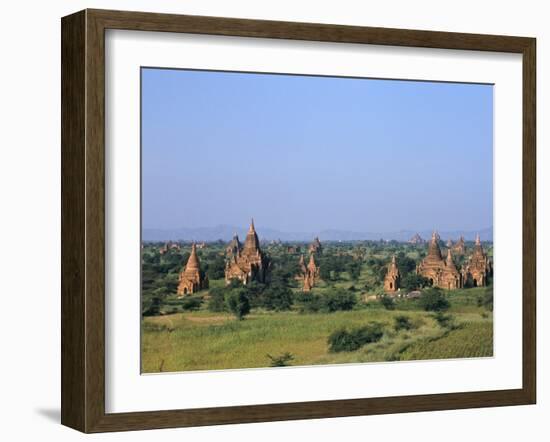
[176,243,209,296]
[462,234,492,287]
[224,219,268,285]
[417,231,462,290]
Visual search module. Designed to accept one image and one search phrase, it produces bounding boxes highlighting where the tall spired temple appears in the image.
[225,219,268,285]
[416,231,462,290]
[298,254,320,292]
[226,233,242,257]
[177,243,209,296]
[308,237,322,254]
[384,255,401,292]
[462,234,492,287]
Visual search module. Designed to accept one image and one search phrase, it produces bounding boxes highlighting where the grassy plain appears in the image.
[141,287,492,373]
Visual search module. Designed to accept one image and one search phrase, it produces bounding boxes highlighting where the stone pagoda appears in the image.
[299,254,320,292]
[416,231,462,290]
[226,233,242,257]
[384,255,401,293]
[462,234,492,287]
[451,235,466,255]
[224,219,268,285]
[176,243,209,296]
[308,237,322,255]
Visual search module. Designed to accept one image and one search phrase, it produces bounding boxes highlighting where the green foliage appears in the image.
[142,297,162,317]
[483,287,493,311]
[208,287,227,312]
[318,253,359,282]
[431,312,457,329]
[396,253,417,276]
[401,274,431,292]
[179,295,204,311]
[204,254,226,280]
[266,352,294,367]
[295,292,325,313]
[323,289,357,312]
[380,295,396,310]
[328,322,384,353]
[262,284,293,311]
[225,289,251,320]
[419,288,450,312]
[394,315,414,331]
[296,289,357,313]
[348,262,362,280]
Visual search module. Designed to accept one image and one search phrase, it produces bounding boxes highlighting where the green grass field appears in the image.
[141,290,493,373]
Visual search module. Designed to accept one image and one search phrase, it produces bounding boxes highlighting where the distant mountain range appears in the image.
[142,225,493,242]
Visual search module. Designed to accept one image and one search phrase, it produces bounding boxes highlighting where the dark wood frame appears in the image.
[61,8,536,433]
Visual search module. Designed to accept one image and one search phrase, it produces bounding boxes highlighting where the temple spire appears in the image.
[186,242,200,270]
[308,253,317,270]
[475,234,481,246]
[427,230,443,260]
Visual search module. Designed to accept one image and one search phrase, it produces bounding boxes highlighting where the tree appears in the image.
[418,288,450,312]
[323,289,357,312]
[225,289,251,320]
[396,254,417,275]
[401,274,431,292]
[205,255,226,279]
[142,296,162,316]
[207,287,227,312]
[328,322,384,353]
[348,262,362,280]
[380,295,396,310]
[262,284,293,311]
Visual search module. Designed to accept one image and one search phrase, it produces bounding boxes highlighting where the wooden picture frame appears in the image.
[61,8,536,433]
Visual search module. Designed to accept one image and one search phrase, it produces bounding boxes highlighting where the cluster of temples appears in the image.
[175,221,325,296]
[174,224,491,297]
[416,232,463,290]
[386,231,492,293]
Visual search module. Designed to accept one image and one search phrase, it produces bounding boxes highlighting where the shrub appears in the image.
[296,290,356,313]
[394,315,414,331]
[418,288,450,312]
[180,295,203,311]
[380,295,396,310]
[266,352,294,367]
[401,274,432,292]
[323,289,357,312]
[142,297,162,317]
[207,288,227,312]
[431,312,455,329]
[295,292,324,313]
[328,323,384,353]
[262,285,293,311]
[225,289,251,320]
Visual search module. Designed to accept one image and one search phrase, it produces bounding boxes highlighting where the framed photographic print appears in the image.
[61,9,536,433]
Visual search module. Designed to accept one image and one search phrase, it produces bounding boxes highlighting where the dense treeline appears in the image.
[141,240,493,319]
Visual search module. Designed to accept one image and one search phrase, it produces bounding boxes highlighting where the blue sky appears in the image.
[141,68,493,233]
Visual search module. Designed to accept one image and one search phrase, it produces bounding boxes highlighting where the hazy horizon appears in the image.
[142,68,493,233]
